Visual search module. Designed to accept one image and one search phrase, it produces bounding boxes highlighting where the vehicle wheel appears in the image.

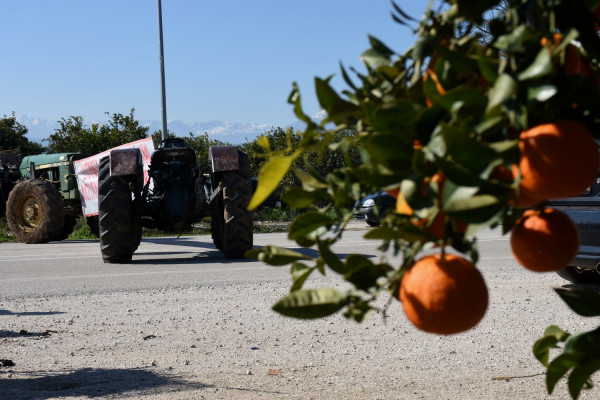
[556,266,600,284]
[55,215,78,241]
[366,219,380,227]
[85,215,100,238]
[215,151,253,258]
[6,179,65,243]
[98,156,137,263]
[211,194,224,251]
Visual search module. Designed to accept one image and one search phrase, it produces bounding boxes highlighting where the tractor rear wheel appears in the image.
[6,179,65,243]
[98,156,138,263]
[218,151,253,258]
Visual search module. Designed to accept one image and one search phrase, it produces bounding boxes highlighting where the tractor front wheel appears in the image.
[98,156,138,263]
[215,151,253,259]
[6,179,65,243]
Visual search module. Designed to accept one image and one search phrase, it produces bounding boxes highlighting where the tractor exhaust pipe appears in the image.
[157,0,168,142]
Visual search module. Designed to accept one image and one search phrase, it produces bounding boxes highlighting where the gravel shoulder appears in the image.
[1,225,599,399]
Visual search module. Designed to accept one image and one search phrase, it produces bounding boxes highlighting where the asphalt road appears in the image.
[1,226,599,399]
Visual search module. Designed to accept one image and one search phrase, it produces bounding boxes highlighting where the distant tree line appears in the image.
[0,108,361,204]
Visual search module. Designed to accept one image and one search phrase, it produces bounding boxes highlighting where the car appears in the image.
[548,174,600,284]
[354,192,396,227]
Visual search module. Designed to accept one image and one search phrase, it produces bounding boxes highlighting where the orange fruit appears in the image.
[399,254,488,335]
[514,120,598,206]
[510,208,579,272]
[385,188,400,198]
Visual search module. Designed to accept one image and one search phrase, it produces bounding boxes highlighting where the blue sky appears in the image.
[1,1,428,131]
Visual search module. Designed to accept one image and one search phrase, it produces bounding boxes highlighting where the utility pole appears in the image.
[157,0,168,142]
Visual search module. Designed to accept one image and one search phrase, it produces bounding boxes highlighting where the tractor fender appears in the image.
[209,146,239,173]
[109,148,143,177]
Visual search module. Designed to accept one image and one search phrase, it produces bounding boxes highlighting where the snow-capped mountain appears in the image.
[15,115,318,145]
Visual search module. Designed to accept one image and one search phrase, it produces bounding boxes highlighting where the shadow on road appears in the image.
[0,310,64,317]
[0,367,209,399]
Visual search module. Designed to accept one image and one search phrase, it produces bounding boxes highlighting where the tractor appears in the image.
[97,138,253,263]
[0,150,99,243]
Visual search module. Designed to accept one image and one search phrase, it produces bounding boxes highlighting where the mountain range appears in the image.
[16,115,313,145]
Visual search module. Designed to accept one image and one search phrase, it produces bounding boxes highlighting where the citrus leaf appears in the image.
[568,358,600,400]
[345,255,392,291]
[518,47,554,81]
[272,288,347,319]
[486,73,517,115]
[255,246,311,266]
[288,211,333,241]
[318,241,347,274]
[248,153,298,210]
[555,287,600,317]
[290,262,314,291]
[282,187,328,209]
[547,354,578,394]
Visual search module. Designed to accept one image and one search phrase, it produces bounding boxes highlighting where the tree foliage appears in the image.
[46,108,149,155]
[249,1,600,398]
[0,112,46,155]
[243,127,361,205]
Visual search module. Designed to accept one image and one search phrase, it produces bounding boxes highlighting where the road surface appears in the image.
[0,226,598,399]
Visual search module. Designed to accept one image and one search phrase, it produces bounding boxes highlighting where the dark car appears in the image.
[548,174,600,284]
[354,192,396,227]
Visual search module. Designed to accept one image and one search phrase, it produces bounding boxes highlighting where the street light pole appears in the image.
[157,0,168,142]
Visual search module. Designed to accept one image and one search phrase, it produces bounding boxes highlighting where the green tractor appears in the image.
[0,151,98,243]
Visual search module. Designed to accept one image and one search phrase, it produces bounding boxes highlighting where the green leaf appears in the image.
[518,48,554,81]
[486,73,517,115]
[318,241,347,274]
[249,153,298,210]
[315,77,342,109]
[288,211,333,241]
[555,287,600,317]
[568,358,600,400]
[255,246,311,266]
[290,262,314,291]
[444,194,504,223]
[368,35,395,59]
[295,168,329,190]
[547,353,578,394]
[287,83,312,124]
[528,84,557,102]
[533,335,560,366]
[256,135,271,152]
[533,325,569,366]
[272,288,347,319]
[282,187,328,209]
[344,255,391,291]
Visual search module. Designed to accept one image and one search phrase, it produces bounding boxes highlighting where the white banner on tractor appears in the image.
[73,137,155,217]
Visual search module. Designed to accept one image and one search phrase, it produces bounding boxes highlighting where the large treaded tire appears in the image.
[6,179,65,244]
[556,266,600,284]
[211,195,224,251]
[98,156,137,263]
[218,151,253,258]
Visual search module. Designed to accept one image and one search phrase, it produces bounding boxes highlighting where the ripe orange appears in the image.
[515,120,598,206]
[510,208,579,272]
[399,254,488,335]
